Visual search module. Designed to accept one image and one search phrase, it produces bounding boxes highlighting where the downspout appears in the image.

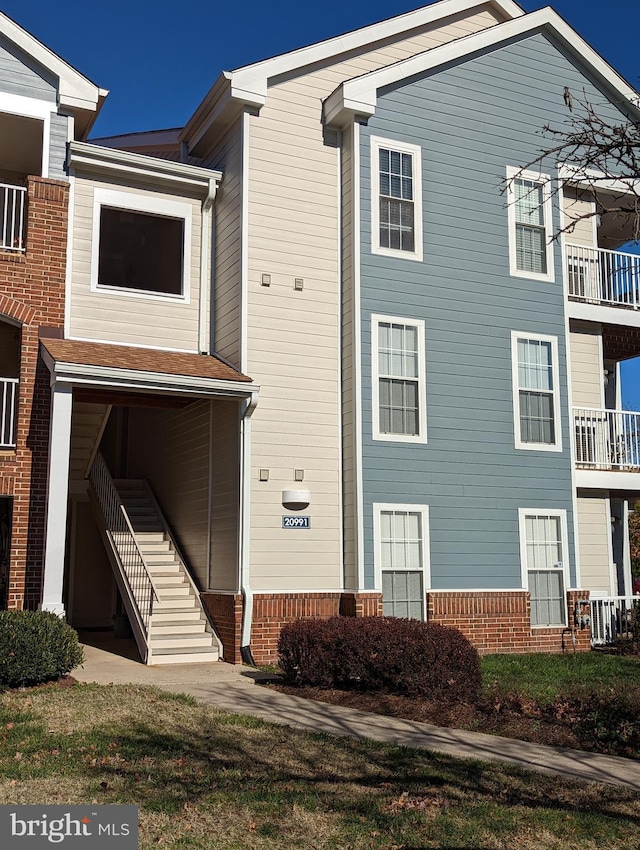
[198,177,218,354]
[239,389,259,664]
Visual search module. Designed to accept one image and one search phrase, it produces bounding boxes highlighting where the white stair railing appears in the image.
[573,407,640,470]
[88,451,158,637]
[589,596,639,645]
[0,378,18,447]
[0,183,26,253]
[566,243,640,308]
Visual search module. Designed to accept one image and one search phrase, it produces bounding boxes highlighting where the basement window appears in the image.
[91,188,192,301]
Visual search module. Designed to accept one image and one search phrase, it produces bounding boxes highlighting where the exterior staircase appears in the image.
[114,480,220,665]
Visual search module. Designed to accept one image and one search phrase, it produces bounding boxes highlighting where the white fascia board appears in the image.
[42,355,257,400]
[324,88,375,126]
[68,141,222,194]
[575,469,640,490]
[333,9,640,123]
[566,301,640,331]
[558,163,640,194]
[0,11,105,112]
[231,0,523,94]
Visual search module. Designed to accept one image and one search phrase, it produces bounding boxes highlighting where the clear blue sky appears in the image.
[3,0,640,406]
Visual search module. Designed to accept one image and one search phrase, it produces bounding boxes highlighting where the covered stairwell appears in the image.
[88,452,221,665]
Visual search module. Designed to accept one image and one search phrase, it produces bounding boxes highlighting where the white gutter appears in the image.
[239,390,259,661]
[199,177,218,353]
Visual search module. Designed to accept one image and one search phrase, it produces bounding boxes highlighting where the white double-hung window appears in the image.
[372,315,427,443]
[519,510,569,627]
[371,136,422,261]
[511,332,561,451]
[374,504,430,620]
[507,167,554,282]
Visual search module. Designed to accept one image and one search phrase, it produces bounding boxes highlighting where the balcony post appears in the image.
[40,381,73,616]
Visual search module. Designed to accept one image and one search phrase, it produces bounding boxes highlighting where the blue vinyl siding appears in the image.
[48,111,69,180]
[0,36,56,102]
[359,32,631,592]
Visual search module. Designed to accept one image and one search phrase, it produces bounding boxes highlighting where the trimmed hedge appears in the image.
[278,616,481,703]
[0,610,84,688]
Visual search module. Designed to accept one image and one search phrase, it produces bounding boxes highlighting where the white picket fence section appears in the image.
[589,596,639,646]
[0,183,26,253]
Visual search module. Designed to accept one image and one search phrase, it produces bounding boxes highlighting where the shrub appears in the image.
[0,610,84,688]
[278,616,481,703]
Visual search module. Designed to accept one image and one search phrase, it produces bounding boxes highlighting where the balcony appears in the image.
[0,377,18,448]
[574,406,640,483]
[566,243,640,310]
[0,183,26,253]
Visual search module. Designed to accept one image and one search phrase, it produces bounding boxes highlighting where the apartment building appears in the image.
[3,1,639,664]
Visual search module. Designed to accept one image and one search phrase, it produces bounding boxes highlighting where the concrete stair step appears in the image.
[151,609,203,622]
[154,575,188,587]
[157,585,192,598]
[146,565,182,576]
[151,646,219,665]
[150,621,207,635]
[135,532,166,543]
[143,553,179,565]
[149,633,213,650]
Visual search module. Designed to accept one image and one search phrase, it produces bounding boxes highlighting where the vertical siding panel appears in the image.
[569,324,603,409]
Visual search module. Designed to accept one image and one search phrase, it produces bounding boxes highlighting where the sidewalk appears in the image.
[73,636,640,791]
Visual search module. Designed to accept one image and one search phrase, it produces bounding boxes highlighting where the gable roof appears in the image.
[0,11,107,137]
[323,7,640,125]
[181,0,524,152]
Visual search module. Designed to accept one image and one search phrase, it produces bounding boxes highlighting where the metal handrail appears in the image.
[0,183,26,253]
[88,451,159,635]
[589,596,639,645]
[573,407,640,470]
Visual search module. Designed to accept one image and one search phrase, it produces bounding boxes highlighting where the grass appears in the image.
[481,652,640,703]
[0,682,638,849]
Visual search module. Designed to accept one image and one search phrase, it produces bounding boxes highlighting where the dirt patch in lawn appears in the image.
[272,684,637,757]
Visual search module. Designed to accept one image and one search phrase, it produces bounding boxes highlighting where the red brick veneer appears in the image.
[0,177,68,611]
[200,592,244,664]
[426,590,591,654]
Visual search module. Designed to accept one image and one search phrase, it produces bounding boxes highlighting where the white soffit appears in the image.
[323,8,640,125]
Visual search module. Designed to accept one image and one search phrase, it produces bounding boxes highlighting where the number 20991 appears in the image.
[282,516,310,528]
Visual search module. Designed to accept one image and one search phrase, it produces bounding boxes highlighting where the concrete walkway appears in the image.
[73,635,640,791]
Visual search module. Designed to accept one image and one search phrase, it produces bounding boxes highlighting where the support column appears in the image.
[40,382,73,616]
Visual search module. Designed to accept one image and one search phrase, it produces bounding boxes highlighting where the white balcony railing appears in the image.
[574,407,640,470]
[566,243,640,309]
[0,378,18,448]
[0,183,26,253]
[589,595,639,645]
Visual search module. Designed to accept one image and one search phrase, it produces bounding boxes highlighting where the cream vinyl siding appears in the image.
[203,117,243,366]
[246,6,503,590]
[569,324,603,409]
[210,400,240,591]
[69,174,203,351]
[576,494,613,594]
[563,188,596,247]
[127,402,211,589]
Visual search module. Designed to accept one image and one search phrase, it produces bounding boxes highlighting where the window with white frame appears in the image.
[506,167,554,281]
[375,505,429,620]
[91,188,192,301]
[511,332,561,451]
[519,510,568,627]
[372,315,426,442]
[371,137,422,261]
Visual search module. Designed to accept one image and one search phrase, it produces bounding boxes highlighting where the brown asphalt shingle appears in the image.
[41,338,251,383]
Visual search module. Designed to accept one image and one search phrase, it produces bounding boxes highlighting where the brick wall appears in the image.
[427,589,591,654]
[201,592,243,664]
[0,177,68,610]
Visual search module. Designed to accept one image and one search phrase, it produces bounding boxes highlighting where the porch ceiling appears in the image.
[40,338,255,399]
[601,324,640,362]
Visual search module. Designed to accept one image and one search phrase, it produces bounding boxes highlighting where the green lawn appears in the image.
[0,683,638,849]
[481,652,640,702]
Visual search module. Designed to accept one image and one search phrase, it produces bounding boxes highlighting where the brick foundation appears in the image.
[427,590,591,654]
[0,177,68,611]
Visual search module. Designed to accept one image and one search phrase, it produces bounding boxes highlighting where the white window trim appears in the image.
[371,135,423,262]
[373,503,431,602]
[506,166,554,283]
[371,313,427,443]
[518,508,570,628]
[0,92,53,178]
[511,330,562,452]
[90,187,192,303]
